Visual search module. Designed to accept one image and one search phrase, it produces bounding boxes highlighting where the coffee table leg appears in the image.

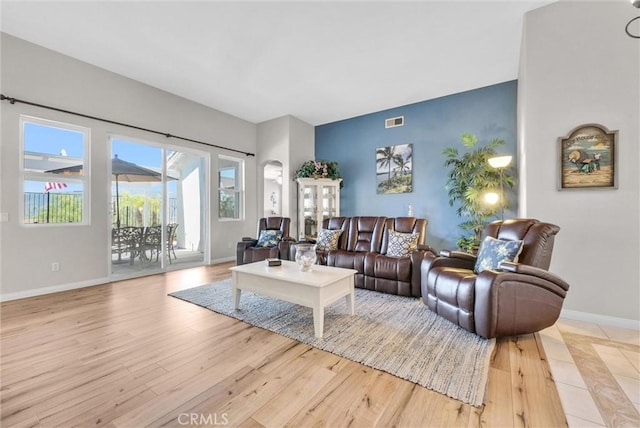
[345,289,355,315]
[313,307,324,339]
[231,271,241,310]
[232,287,241,310]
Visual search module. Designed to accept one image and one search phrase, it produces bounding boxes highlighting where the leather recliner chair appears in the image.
[236,217,294,265]
[421,219,570,338]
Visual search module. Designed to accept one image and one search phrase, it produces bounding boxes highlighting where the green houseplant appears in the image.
[295,160,343,188]
[443,133,515,253]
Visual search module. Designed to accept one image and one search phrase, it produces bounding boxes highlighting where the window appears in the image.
[218,155,243,220]
[21,116,90,225]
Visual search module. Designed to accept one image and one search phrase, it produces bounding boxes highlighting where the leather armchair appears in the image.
[421,219,570,338]
[236,217,294,265]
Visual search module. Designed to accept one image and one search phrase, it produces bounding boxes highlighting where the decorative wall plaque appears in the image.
[558,124,617,190]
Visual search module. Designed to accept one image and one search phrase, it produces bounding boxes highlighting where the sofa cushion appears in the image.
[316,228,342,251]
[256,230,282,248]
[474,236,523,273]
[347,217,386,253]
[386,230,419,257]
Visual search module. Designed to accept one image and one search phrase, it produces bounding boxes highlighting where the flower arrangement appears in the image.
[295,160,343,187]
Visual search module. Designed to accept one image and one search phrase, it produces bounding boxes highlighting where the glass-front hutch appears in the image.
[296,178,341,240]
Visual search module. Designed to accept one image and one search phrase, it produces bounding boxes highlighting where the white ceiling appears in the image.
[0,1,555,126]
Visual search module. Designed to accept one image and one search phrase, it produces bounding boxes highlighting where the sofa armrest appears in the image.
[236,239,258,265]
[237,239,257,250]
[498,262,570,293]
[473,266,570,338]
[422,249,477,273]
[417,244,437,254]
[277,239,294,261]
[439,249,477,262]
[409,249,431,296]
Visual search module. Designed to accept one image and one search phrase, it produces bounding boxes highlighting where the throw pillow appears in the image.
[386,230,419,257]
[474,236,524,273]
[256,230,282,248]
[316,228,342,251]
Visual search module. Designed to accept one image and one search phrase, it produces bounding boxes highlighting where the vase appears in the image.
[295,243,317,272]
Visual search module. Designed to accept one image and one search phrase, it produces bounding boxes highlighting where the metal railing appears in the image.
[24,192,177,225]
[24,192,83,224]
[110,197,177,227]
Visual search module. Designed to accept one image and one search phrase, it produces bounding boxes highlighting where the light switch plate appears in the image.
[0,213,8,222]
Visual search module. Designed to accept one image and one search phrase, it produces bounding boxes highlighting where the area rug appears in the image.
[169,279,495,406]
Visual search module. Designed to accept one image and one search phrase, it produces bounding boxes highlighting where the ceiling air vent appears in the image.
[385,116,404,128]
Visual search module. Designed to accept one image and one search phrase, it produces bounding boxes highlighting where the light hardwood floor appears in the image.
[2,262,572,427]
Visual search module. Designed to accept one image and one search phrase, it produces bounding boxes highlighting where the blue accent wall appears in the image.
[315,81,518,251]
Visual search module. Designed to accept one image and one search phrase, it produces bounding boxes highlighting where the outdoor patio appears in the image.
[111,246,204,276]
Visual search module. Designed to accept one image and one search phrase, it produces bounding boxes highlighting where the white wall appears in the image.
[257,116,291,230]
[288,116,315,239]
[256,115,314,239]
[519,1,640,324]
[0,33,257,299]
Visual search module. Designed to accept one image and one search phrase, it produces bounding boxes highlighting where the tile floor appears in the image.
[539,319,640,428]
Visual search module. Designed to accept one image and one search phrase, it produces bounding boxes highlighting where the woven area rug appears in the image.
[169,279,495,406]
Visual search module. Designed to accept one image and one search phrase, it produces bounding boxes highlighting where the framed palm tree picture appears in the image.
[376,143,413,194]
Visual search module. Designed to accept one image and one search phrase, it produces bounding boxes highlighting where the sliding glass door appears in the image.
[166,148,207,266]
[110,137,207,277]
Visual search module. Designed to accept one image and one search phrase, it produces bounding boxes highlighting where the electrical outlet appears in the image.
[51,262,60,272]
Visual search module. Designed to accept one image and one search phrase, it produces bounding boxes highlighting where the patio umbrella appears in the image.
[46,154,172,228]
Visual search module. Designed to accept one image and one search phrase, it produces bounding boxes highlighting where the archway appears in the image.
[263,161,283,217]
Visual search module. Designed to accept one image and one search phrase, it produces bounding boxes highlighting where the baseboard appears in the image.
[560,309,640,331]
[211,256,235,264]
[0,276,110,302]
[0,259,236,302]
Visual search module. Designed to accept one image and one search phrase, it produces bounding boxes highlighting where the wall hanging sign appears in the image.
[558,124,618,190]
[376,143,413,194]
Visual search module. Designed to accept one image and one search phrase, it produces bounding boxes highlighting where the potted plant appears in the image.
[443,133,515,253]
[295,160,343,188]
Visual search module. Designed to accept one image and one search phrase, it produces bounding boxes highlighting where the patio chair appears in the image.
[140,225,162,263]
[112,226,144,264]
[167,223,179,263]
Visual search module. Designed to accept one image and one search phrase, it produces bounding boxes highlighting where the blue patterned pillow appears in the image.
[256,230,282,248]
[316,229,342,251]
[387,230,419,257]
[474,236,524,273]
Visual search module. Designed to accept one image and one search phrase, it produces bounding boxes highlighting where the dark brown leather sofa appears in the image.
[421,219,570,338]
[303,216,435,297]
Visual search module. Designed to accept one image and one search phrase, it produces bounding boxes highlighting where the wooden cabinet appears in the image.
[296,178,341,240]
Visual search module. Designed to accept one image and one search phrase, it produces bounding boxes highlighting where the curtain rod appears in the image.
[0,93,255,157]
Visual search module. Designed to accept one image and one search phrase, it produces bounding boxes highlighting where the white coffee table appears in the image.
[229,260,357,338]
